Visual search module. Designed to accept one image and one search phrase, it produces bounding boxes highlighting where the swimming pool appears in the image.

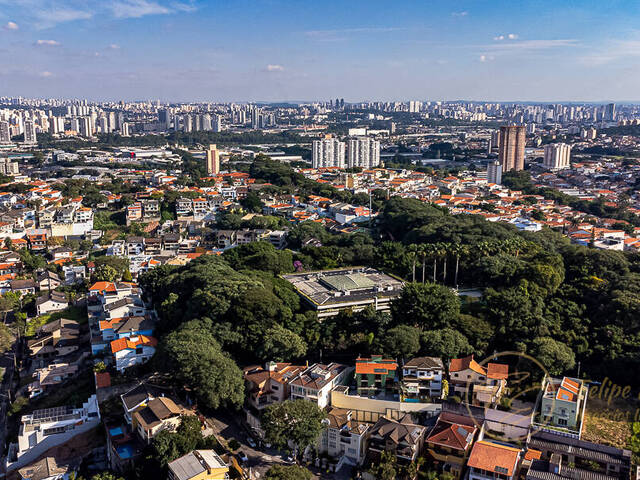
[116,444,134,459]
[109,426,124,437]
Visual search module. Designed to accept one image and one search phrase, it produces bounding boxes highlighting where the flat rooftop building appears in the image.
[282,267,403,319]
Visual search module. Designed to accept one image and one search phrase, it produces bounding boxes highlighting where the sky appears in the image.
[2,0,640,102]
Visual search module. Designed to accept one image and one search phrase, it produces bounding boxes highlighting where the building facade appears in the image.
[498,125,526,172]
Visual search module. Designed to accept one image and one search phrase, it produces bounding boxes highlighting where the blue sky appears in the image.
[1,0,640,102]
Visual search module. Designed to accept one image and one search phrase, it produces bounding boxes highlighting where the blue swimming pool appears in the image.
[116,444,134,459]
[109,426,124,437]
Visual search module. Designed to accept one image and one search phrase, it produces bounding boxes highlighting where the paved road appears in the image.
[204,411,287,479]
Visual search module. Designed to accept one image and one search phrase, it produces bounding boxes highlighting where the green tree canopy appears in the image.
[262,400,327,452]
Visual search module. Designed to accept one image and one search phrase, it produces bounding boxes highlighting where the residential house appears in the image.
[528,431,632,480]
[27,319,81,359]
[10,278,37,295]
[27,232,47,251]
[132,397,190,444]
[36,290,68,315]
[366,415,426,464]
[539,377,587,430]
[110,335,157,372]
[448,355,509,407]
[50,246,73,261]
[243,361,306,411]
[467,440,522,480]
[126,236,145,255]
[121,381,172,425]
[99,315,155,342]
[318,408,369,469]
[355,355,398,397]
[6,395,100,472]
[28,362,79,398]
[289,363,350,408]
[63,265,86,285]
[425,411,477,479]
[168,450,229,480]
[37,270,62,290]
[402,356,444,401]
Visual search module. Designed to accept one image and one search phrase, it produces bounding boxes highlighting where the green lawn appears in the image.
[25,305,88,337]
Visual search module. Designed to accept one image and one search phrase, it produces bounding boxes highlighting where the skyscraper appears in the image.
[347,137,380,169]
[605,103,616,122]
[312,136,345,168]
[0,121,10,143]
[487,160,502,185]
[206,144,220,175]
[498,125,526,171]
[23,120,37,144]
[543,143,571,170]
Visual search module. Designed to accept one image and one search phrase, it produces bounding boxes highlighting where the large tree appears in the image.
[259,324,307,362]
[421,328,473,361]
[530,337,576,376]
[265,465,313,480]
[391,282,460,330]
[381,325,421,360]
[161,319,244,409]
[262,400,326,452]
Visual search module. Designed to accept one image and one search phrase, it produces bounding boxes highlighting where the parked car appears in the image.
[238,451,249,463]
[247,437,257,448]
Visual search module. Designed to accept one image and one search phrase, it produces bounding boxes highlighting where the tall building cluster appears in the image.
[313,135,381,169]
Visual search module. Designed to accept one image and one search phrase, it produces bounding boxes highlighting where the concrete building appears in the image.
[498,125,526,171]
[539,376,587,431]
[206,144,220,175]
[289,362,350,408]
[6,395,101,472]
[487,160,502,185]
[402,356,444,400]
[317,408,369,469]
[312,136,345,168]
[0,120,10,143]
[282,267,404,319]
[24,120,37,144]
[543,143,571,170]
[347,137,380,168]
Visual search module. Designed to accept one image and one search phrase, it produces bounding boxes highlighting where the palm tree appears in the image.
[420,244,429,284]
[452,243,468,289]
[407,244,418,282]
[440,242,450,285]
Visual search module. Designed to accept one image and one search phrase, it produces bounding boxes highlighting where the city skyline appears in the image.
[2,0,640,102]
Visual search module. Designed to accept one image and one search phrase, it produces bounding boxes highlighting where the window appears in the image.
[557,418,568,426]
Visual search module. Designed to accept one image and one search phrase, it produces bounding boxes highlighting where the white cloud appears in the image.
[5,21,19,30]
[266,64,284,72]
[452,11,468,17]
[39,71,53,77]
[479,55,494,62]
[36,39,60,46]
[579,38,640,66]
[109,44,121,49]
[483,39,579,51]
[305,26,404,41]
[479,55,487,62]
[494,33,519,41]
[109,0,171,18]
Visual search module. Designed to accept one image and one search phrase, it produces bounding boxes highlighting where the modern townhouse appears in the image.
[401,356,444,401]
[289,362,351,408]
[355,355,398,397]
[366,415,426,465]
[448,355,509,407]
[317,407,369,470]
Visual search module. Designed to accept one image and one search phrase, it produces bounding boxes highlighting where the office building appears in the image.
[206,144,220,175]
[487,160,502,184]
[312,136,345,168]
[498,125,526,171]
[121,122,131,137]
[0,121,10,143]
[605,103,616,122]
[347,137,380,169]
[23,120,37,144]
[158,109,170,129]
[543,143,571,170]
[79,117,93,137]
[201,113,212,131]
